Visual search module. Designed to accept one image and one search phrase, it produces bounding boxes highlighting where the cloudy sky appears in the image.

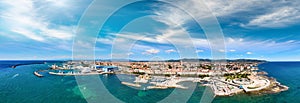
[0,0,300,61]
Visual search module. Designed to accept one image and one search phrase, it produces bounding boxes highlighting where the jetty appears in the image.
[121,82,141,87]
[147,77,198,89]
[12,62,45,69]
[147,86,168,89]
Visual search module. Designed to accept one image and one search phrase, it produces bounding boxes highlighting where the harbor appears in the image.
[47,63,118,76]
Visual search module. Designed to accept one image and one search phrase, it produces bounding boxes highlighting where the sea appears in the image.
[0,61,299,103]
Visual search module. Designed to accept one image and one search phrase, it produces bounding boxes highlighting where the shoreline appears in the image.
[117,73,289,96]
[43,69,289,96]
[35,61,289,97]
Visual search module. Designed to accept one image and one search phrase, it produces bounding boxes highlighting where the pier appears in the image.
[147,86,168,89]
[121,82,141,87]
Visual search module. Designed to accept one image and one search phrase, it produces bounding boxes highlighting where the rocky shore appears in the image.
[249,77,288,95]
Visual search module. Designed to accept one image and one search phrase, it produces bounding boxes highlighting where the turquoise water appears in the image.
[0,61,299,103]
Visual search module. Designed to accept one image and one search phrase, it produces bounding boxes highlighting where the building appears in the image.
[95,66,118,72]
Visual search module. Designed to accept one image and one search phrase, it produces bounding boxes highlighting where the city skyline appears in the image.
[1,0,300,61]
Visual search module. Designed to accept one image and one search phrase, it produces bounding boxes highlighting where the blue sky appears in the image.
[0,0,300,61]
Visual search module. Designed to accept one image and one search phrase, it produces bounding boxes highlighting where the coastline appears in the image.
[1,60,298,103]
[32,60,289,97]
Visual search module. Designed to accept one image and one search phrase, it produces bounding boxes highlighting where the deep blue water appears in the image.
[0,61,299,103]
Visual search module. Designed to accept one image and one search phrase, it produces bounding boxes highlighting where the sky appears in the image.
[0,0,300,61]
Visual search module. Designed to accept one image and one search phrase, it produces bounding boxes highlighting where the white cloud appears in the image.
[100,31,300,57]
[127,52,134,55]
[246,52,252,55]
[245,7,300,27]
[203,0,300,28]
[225,37,300,53]
[96,37,114,45]
[0,0,75,42]
[218,49,226,52]
[203,0,257,16]
[165,49,176,53]
[152,5,189,28]
[196,49,204,53]
[105,27,198,49]
[159,0,300,28]
[45,0,69,7]
[11,28,45,41]
[92,0,300,59]
[229,49,236,52]
[143,48,160,55]
[157,0,271,24]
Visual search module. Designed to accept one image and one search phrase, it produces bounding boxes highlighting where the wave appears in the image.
[11,74,19,79]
